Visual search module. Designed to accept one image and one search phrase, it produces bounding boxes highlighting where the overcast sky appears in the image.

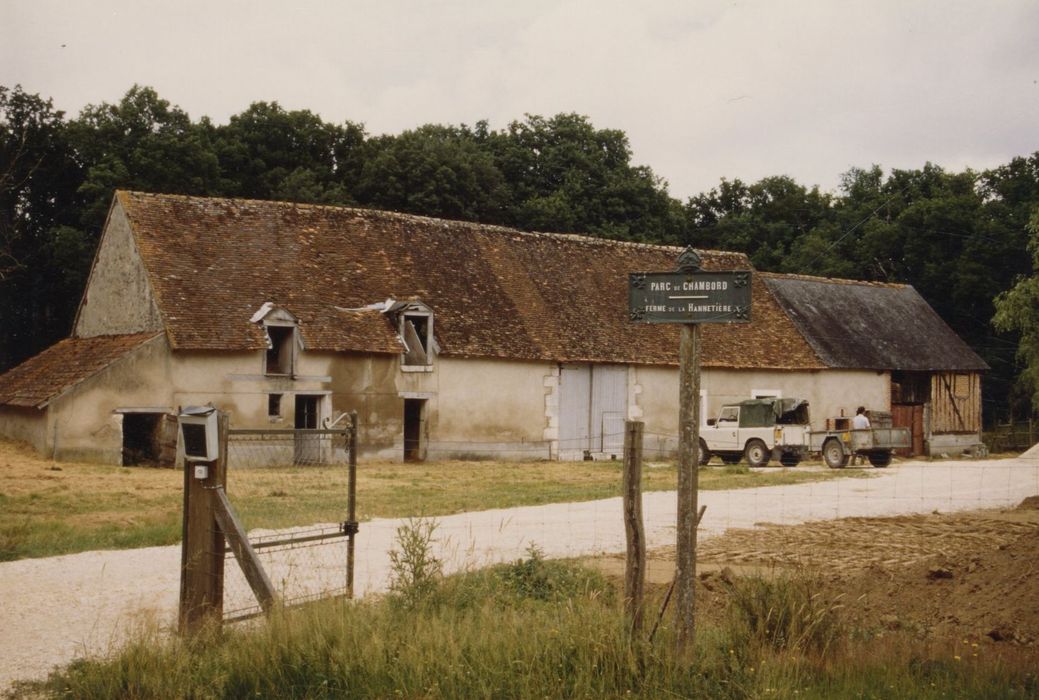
[2,0,1037,199]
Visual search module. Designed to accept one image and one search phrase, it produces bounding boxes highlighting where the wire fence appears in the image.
[206,424,1039,626]
[221,428,356,621]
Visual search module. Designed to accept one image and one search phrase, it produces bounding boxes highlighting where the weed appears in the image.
[387,517,443,608]
[724,573,843,655]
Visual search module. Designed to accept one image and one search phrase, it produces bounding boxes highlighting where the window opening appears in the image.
[268,394,282,419]
[402,313,430,366]
[265,325,295,375]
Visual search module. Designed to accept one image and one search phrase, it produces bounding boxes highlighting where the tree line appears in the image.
[2,84,1038,423]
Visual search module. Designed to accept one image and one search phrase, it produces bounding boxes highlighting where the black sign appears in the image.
[629,271,752,324]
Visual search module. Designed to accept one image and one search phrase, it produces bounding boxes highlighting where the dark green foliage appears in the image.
[2,83,1039,421]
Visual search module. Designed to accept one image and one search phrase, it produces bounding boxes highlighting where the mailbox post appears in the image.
[629,248,751,655]
[178,405,228,635]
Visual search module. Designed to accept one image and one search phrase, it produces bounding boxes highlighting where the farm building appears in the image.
[0,191,986,464]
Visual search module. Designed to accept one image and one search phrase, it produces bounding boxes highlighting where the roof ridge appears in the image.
[115,190,743,258]
[762,271,908,289]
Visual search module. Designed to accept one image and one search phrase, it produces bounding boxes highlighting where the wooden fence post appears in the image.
[346,411,359,598]
[675,323,702,656]
[179,411,228,635]
[623,420,646,636]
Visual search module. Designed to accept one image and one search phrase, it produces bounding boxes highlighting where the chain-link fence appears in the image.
[221,427,357,621]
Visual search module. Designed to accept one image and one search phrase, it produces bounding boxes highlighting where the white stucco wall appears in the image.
[49,335,175,462]
[0,407,49,454]
[75,203,163,338]
[432,357,556,460]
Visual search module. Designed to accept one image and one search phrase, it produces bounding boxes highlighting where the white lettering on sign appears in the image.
[681,280,727,291]
[650,281,672,291]
[687,303,733,312]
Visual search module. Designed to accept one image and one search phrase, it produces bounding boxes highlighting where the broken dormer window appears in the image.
[402,313,431,366]
[265,325,296,375]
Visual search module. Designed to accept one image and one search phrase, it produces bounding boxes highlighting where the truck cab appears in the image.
[700,398,810,467]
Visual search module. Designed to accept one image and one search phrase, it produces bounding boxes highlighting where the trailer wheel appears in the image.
[779,452,801,468]
[868,450,892,468]
[698,438,711,466]
[823,439,845,469]
[744,439,770,468]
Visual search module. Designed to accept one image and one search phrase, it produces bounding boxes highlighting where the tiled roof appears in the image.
[0,333,160,408]
[764,274,989,372]
[117,191,823,368]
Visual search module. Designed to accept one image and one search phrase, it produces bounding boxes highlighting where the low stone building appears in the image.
[0,191,986,464]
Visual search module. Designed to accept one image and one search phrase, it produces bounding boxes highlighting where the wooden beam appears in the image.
[213,487,277,613]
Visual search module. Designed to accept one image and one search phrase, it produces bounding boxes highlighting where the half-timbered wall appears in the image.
[930,371,981,434]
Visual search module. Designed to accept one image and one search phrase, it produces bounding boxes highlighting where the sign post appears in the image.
[629,247,751,656]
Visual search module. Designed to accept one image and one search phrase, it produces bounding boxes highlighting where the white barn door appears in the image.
[559,364,627,460]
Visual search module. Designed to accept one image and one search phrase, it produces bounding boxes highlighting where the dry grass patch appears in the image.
[0,439,866,561]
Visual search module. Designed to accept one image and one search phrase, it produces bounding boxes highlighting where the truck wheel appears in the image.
[779,452,801,468]
[868,450,892,468]
[823,439,845,469]
[698,438,711,466]
[744,439,769,468]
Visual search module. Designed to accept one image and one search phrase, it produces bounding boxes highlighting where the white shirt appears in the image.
[852,413,871,430]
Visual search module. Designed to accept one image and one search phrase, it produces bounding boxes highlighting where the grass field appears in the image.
[0,439,868,562]
[25,548,1037,699]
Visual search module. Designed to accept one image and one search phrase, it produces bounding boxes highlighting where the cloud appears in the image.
[1,0,1036,198]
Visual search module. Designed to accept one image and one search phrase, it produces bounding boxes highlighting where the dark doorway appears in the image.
[122,412,177,467]
[294,394,322,464]
[404,399,426,462]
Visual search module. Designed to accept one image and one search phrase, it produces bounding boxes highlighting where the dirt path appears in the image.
[2,457,1037,691]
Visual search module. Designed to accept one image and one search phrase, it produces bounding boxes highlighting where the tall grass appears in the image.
[31,562,1036,700]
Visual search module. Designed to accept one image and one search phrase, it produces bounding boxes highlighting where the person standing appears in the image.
[852,406,871,430]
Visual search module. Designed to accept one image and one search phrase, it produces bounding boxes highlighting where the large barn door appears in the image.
[558,364,627,459]
[559,365,592,458]
[591,365,627,455]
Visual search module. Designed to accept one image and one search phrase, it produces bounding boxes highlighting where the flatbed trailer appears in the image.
[810,413,910,468]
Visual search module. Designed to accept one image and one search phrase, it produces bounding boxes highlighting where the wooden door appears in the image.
[891,404,924,456]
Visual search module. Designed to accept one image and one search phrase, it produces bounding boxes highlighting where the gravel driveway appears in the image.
[2,457,1037,691]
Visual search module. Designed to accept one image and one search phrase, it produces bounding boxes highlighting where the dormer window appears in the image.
[265,325,296,375]
[402,312,431,366]
[387,300,435,372]
[252,303,300,377]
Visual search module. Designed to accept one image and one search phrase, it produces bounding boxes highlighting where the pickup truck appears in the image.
[809,411,910,468]
[699,398,811,468]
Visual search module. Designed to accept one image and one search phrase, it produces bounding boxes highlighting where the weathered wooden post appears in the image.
[623,420,646,635]
[629,247,751,657]
[675,321,701,652]
[346,411,359,598]
[178,407,228,635]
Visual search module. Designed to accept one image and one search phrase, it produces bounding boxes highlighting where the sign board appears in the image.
[628,270,752,324]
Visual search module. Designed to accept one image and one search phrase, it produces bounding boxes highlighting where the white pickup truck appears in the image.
[698,398,811,468]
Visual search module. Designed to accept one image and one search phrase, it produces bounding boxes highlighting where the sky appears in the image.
[1,0,1037,200]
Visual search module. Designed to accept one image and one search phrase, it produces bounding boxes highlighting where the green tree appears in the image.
[686,176,832,267]
[487,113,683,241]
[356,123,508,221]
[993,208,1039,411]
[212,101,366,204]
[0,86,87,369]
[71,85,221,230]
